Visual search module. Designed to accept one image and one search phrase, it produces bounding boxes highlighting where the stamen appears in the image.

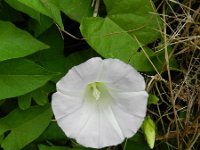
[91,83,101,100]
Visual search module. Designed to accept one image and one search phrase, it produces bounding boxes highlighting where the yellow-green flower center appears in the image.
[85,82,111,104]
[91,83,101,100]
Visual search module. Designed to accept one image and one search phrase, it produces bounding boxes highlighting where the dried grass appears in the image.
[146,0,200,149]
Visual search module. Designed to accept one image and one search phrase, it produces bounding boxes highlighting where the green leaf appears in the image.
[80,0,162,62]
[148,94,159,105]
[35,26,65,75]
[32,26,98,82]
[5,0,40,21]
[18,82,55,110]
[0,105,53,150]
[37,122,66,142]
[129,47,157,72]
[28,15,53,37]
[125,133,150,150]
[38,145,69,150]
[0,134,4,145]
[0,20,49,61]
[32,82,55,106]
[51,0,93,22]
[38,144,86,150]
[0,59,56,100]
[0,1,24,22]
[17,0,64,29]
[18,93,32,110]
[65,49,99,71]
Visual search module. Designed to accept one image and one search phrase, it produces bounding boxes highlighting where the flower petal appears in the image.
[112,91,148,117]
[110,91,148,137]
[76,104,124,148]
[55,100,95,139]
[99,58,146,92]
[73,57,103,82]
[56,100,125,148]
[51,92,83,119]
[57,57,103,94]
[56,68,86,95]
[111,104,144,138]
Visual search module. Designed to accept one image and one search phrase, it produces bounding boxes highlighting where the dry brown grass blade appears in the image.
[146,0,200,149]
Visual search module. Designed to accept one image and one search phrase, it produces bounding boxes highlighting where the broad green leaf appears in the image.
[0,105,53,150]
[0,21,49,61]
[51,0,93,22]
[81,17,137,62]
[5,0,40,21]
[0,59,57,100]
[17,0,64,29]
[80,0,162,62]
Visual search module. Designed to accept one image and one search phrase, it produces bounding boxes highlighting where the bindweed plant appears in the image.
[0,0,199,150]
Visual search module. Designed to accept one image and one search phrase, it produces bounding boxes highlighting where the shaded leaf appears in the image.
[125,133,150,150]
[0,134,4,145]
[37,122,66,142]
[35,26,65,77]
[0,105,53,150]
[65,49,99,71]
[18,93,32,110]
[0,1,24,22]
[32,82,55,106]
[28,15,53,36]
[18,82,55,110]
[32,26,98,82]
[38,144,87,150]
[5,0,40,21]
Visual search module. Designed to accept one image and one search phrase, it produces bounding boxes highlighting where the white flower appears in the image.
[52,57,148,148]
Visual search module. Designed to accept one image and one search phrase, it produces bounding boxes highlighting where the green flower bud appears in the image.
[142,116,156,149]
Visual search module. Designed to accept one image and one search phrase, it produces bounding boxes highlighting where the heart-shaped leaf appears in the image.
[0,59,57,100]
[80,0,162,62]
[0,21,49,61]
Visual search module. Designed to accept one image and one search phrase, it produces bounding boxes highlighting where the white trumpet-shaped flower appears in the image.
[52,57,148,148]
